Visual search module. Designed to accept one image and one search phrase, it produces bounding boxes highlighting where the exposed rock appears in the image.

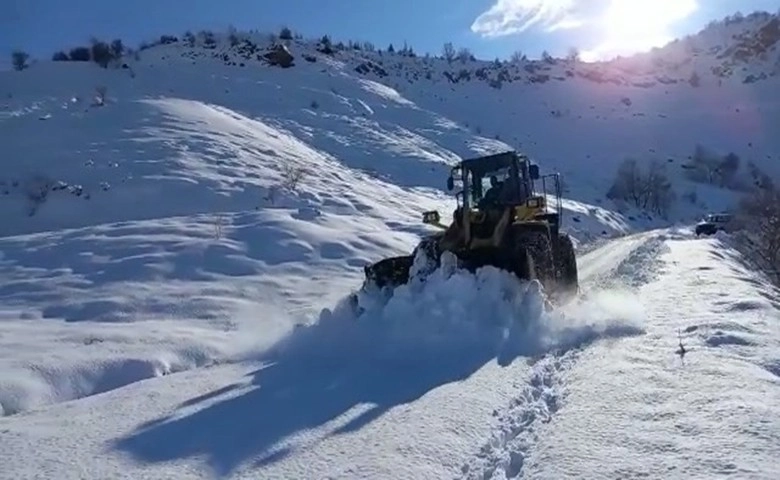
[263,44,294,68]
[354,61,387,77]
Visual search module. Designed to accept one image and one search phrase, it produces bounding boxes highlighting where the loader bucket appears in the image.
[362,246,534,291]
[363,254,415,289]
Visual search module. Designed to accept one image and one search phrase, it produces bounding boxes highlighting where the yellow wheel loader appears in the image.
[362,150,579,303]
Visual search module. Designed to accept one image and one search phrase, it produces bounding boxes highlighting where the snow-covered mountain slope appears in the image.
[1,14,779,480]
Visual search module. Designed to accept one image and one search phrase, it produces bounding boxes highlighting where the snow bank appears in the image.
[0,306,292,416]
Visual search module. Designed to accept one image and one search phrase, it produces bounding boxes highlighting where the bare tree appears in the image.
[442,42,455,62]
[607,158,643,206]
[510,50,526,63]
[280,164,308,191]
[719,152,740,187]
[607,158,675,217]
[734,187,780,284]
[12,50,29,71]
[457,47,473,63]
[644,159,674,216]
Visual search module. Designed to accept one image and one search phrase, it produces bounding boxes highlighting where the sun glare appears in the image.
[586,0,698,60]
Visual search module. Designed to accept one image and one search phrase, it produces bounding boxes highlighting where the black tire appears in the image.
[554,233,579,300]
[512,244,535,281]
[509,225,554,286]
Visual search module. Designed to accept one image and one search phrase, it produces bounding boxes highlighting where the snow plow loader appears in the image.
[362,150,579,304]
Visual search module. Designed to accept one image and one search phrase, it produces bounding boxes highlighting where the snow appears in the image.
[1,15,780,480]
[521,234,780,480]
[0,236,648,480]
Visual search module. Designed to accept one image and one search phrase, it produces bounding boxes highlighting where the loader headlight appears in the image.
[526,198,541,208]
[422,210,440,224]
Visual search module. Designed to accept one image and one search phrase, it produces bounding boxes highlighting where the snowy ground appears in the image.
[523,232,780,480]
[1,26,780,480]
[2,231,777,479]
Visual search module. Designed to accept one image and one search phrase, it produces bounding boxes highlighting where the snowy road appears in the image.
[521,236,780,480]
[457,231,663,479]
[576,229,662,285]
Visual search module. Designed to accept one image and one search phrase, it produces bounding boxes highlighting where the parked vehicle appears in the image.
[695,213,734,236]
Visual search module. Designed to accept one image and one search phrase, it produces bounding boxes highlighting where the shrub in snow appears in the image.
[68,47,90,61]
[52,51,69,61]
[11,50,29,71]
[159,35,178,45]
[317,36,334,55]
[201,31,216,49]
[90,39,113,68]
[280,164,308,192]
[94,86,107,106]
[279,27,293,40]
[183,31,195,47]
[110,39,124,58]
[457,47,474,63]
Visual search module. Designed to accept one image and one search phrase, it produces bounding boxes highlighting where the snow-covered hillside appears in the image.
[1,12,779,480]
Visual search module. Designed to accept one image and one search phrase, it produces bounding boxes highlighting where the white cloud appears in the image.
[470,0,582,37]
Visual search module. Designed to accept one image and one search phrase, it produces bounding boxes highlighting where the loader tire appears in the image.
[510,226,554,286]
[554,233,579,300]
[511,244,535,281]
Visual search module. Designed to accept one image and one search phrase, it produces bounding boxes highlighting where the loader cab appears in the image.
[441,151,563,235]
[447,151,542,211]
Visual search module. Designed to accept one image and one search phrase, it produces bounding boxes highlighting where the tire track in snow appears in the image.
[457,233,668,479]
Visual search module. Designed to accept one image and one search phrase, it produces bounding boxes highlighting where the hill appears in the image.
[1,11,779,480]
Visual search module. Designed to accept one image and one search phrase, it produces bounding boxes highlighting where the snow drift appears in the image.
[267,252,647,367]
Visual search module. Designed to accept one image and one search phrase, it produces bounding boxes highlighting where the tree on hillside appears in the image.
[183,31,196,47]
[69,46,91,61]
[11,50,29,71]
[279,26,293,40]
[442,42,455,62]
[734,186,780,284]
[607,158,675,217]
[457,47,473,63]
[110,39,124,58]
[719,152,741,187]
[510,50,526,63]
[90,39,113,68]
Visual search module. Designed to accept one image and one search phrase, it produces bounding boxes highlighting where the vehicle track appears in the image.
[457,230,667,479]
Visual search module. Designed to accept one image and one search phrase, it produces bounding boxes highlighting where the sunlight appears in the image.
[585,0,699,60]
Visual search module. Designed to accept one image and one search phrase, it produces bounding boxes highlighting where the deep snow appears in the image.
[1,16,780,480]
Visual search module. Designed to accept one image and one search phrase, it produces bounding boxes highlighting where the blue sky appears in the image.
[2,0,778,63]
